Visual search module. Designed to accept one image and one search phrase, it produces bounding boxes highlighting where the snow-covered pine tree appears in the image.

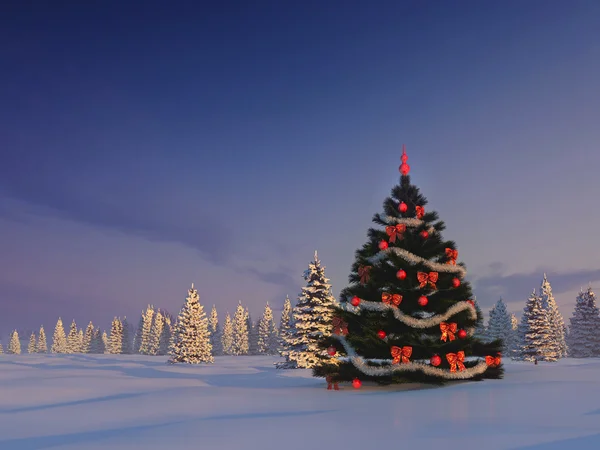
[248,314,259,355]
[138,305,155,355]
[0,342,3,354]
[8,330,21,354]
[231,301,249,355]
[51,318,68,353]
[37,325,48,353]
[77,329,84,352]
[169,283,213,364]
[278,295,293,350]
[89,328,104,354]
[258,302,279,355]
[539,274,568,358]
[221,313,233,355]
[82,321,94,354]
[108,317,123,354]
[121,317,133,354]
[519,289,557,362]
[28,332,36,353]
[568,286,600,357]
[102,331,109,353]
[508,313,520,359]
[486,298,511,353]
[133,312,144,353]
[208,305,222,356]
[158,315,172,355]
[66,320,79,354]
[279,251,336,369]
[148,310,165,355]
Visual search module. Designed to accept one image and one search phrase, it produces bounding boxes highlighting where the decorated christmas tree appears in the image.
[313,147,503,386]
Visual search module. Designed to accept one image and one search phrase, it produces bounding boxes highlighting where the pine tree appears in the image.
[508,313,520,359]
[486,299,510,353]
[231,301,249,355]
[133,313,144,353]
[248,315,260,355]
[280,251,336,369]
[28,332,36,353]
[82,322,94,354]
[51,318,68,353]
[278,295,293,351]
[169,283,213,364]
[108,317,123,354]
[158,315,172,355]
[138,305,155,355]
[66,320,79,354]
[221,313,234,355]
[121,317,133,354]
[90,328,105,354]
[8,330,21,354]
[539,274,568,358]
[258,302,279,355]
[519,289,557,362]
[568,286,600,357]
[148,310,164,355]
[313,148,502,385]
[208,305,222,356]
[37,325,48,353]
[102,331,109,353]
[77,329,84,352]
[0,342,3,354]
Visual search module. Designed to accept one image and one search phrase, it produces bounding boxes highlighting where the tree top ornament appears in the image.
[399,144,410,175]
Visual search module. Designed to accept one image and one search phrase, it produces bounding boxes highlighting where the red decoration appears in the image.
[327,346,337,356]
[399,202,408,213]
[326,375,339,390]
[445,248,458,265]
[352,378,362,389]
[382,292,402,306]
[417,271,439,290]
[350,296,360,307]
[457,329,467,339]
[440,322,458,342]
[378,240,389,250]
[466,300,475,307]
[415,206,425,219]
[420,230,429,239]
[386,224,406,243]
[358,265,371,284]
[399,144,410,175]
[332,317,348,336]
[486,355,502,367]
[377,330,387,339]
[396,269,407,280]
[452,278,461,288]
[430,354,442,367]
[391,345,412,364]
[418,295,428,306]
[446,351,466,372]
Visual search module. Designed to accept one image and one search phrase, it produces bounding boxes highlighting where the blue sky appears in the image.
[1,0,600,335]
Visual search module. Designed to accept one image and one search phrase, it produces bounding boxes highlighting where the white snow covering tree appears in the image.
[77,329,84,352]
[508,313,520,359]
[133,313,144,353]
[486,298,511,353]
[208,305,222,356]
[51,318,68,354]
[90,328,105,354]
[231,301,249,355]
[519,289,557,362]
[138,305,155,355]
[37,325,48,353]
[568,286,600,357]
[8,330,21,354]
[0,342,3,354]
[169,283,213,364]
[148,310,165,355]
[108,317,123,354]
[221,313,234,355]
[278,295,293,351]
[66,320,79,354]
[158,315,172,355]
[102,331,109,353]
[539,274,568,358]
[277,251,337,369]
[82,321,94,354]
[121,317,133,354]
[248,314,259,355]
[27,332,36,353]
[258,302,279,355]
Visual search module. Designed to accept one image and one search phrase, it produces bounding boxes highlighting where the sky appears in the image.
[1,0,600,337]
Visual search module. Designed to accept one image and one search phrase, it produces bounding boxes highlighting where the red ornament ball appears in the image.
[396,269,407,280]
[418,295,428,306]
[398,202,408,213]
[327,346,337,356]
[352,378,362,389]
[430,354,442,367]
[377,330,387,339]
[420,230,429,239]
[458,329,467,339]
[452,278,461,288]
[350,296,361,307]
[378,240,389,250]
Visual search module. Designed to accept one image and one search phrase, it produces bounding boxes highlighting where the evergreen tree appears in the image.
[77,329,84,352]
[258,302,279,355]
[208,305,222,356]
[568,287,600,357]
[108,317,123,354]
[280,251,336,369]
[158,315,172,355]
[278,295,293,350]
[102,331,109,353]
[148,310,165,355]
[0,342,3,354]
[121,317,133,354]
[169,283,213,364]
[138,305,155,355]
[8,330,21,354]
[28,332,36,353]
[486,299,510,353]
[221,313,234,355]
[82,321,94,354]
[90,328,105,354]
[51,318,68,353]
[133,312,144,353]
[248,315,260,355]
[539,274,568,358]
[313,148,502,385]
[66,320,79,354]
[508,313,520,359]
[231,301,249,355]
[36,325,48,353]
[519,289,557,362]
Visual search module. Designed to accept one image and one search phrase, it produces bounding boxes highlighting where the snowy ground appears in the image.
[0,355,599,450]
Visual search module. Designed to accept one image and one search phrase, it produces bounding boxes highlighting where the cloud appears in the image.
[239,266,298,291]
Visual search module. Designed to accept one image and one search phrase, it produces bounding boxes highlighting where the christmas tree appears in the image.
[519,289,556,362]
[568,286,600,357]
[313,147,502,386]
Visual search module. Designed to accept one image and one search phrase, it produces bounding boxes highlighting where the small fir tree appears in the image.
[568,287,600,357]
[486,299,510,353]
[0,342,3,354]
[209,305,222,356]
[121,317,133,354]
[77,329,84,352]
[508,313,520,359]
[138,305,155,355]
[66,320,79,354]
[28,332,36,353]
[169,283,213,364]
[519,290,557,362]
[90,328,105,354]
[102,331,109,353]
[133,313,144,353]
[148,310,165,355]
[248,314,260,355]
[8,330,21,354]
[231,301,249,355]
[221,313,234,355]
[37,325,48,353]
[82,322,94,354]
[539,274,568,358]
[108,317,123,354]
[51,318,68,353]
[158,315,172,355]
[278,295,293,350]
[258,302,279,355]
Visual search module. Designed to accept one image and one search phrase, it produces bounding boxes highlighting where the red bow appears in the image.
[358,265,371,284]
[391,345,412,364]
[382,292,402,306]
[415,206,425,219]
[446,351,466,372]
[386,224,406,243]
[326,375,339,390]
[485,355,502,367]
[440,322,458,342]
[445,248,458,265]
[417,271,439,290]
[332,317,348,336]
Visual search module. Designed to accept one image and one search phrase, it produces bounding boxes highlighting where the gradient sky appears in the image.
[2,1,600,338]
